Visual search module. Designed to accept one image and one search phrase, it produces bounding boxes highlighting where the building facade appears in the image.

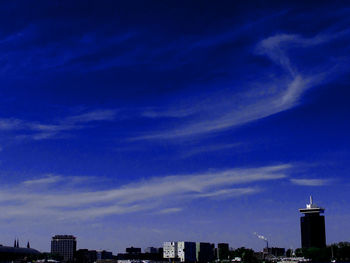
[51,235,77,262]
[178,242,196,263]
[299,196,326,248]
[163,242,178,260]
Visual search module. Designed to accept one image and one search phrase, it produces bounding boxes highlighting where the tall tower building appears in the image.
[51,235,77,262]
[217,243,229,260]
[299,196,326,248]
[196,242,214,263]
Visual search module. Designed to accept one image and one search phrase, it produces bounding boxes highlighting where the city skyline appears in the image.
[0,1,349,253]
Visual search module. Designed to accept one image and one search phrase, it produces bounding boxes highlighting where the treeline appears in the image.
[228,247,259,263]
[293,242,350,262]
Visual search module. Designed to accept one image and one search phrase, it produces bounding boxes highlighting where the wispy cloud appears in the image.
[22,175,62,186]
[0,164,289,221]
[21,174,101,188]
[0,109,118,140]
[290,178,331,186]
[195,187,260,199]
[157,207,183,214]
[132,29,350,141]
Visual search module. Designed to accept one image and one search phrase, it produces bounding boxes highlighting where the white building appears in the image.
[163,242,177,259]
[163,241,196,262]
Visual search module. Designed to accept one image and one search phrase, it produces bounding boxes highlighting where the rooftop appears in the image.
[299,196,325,214]
[0,246,40,255]
[52,235,76,240]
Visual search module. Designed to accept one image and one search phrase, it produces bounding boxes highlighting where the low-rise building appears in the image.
[126,247,141,255]
[145,247,159,254]
[76,249,97,263]
[97,250,114,260]
[0,245,41,262]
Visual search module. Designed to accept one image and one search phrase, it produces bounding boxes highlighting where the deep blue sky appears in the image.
[0,0,349,253]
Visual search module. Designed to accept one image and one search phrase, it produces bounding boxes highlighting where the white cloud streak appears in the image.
[0,109,118,140]
[157,207,183,214]
[0,164,290,221]
[290,178,330,186]
[132,31,346,140]
[195,187,260,199]
[22,175,62,186]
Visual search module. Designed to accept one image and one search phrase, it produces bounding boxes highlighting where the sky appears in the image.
[0,0,350,254]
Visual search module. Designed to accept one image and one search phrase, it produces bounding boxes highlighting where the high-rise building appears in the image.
[196,243,214,263]
[177,242,196,263]
[51,235,77,262]
[299,196,326,248]
[217,243,229,260]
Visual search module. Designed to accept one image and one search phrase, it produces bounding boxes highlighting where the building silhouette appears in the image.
[217,243,229,260]
[125,247,141,254]
[145,247,158,254]
[51,235,77,262]
[76,249,97,263]
[0,245,40,261]
[299,196,326,248]
[196,242,214,263]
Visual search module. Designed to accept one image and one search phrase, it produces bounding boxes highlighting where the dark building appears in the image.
[51,235,77,262]
[196,243,214,263]
[217,243,229,260]
[145,247,158,254]
[117,246,163,261]
[76,249,97,263]
[97,250,114,260]
[0,245,40,262]
[299,196,326,248]
[125,247,141,254]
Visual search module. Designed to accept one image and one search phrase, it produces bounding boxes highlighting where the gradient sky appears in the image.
[0,0,350,254]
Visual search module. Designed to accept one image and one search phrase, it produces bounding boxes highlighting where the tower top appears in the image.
[299,196,324,214]
[306,195,317,209]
